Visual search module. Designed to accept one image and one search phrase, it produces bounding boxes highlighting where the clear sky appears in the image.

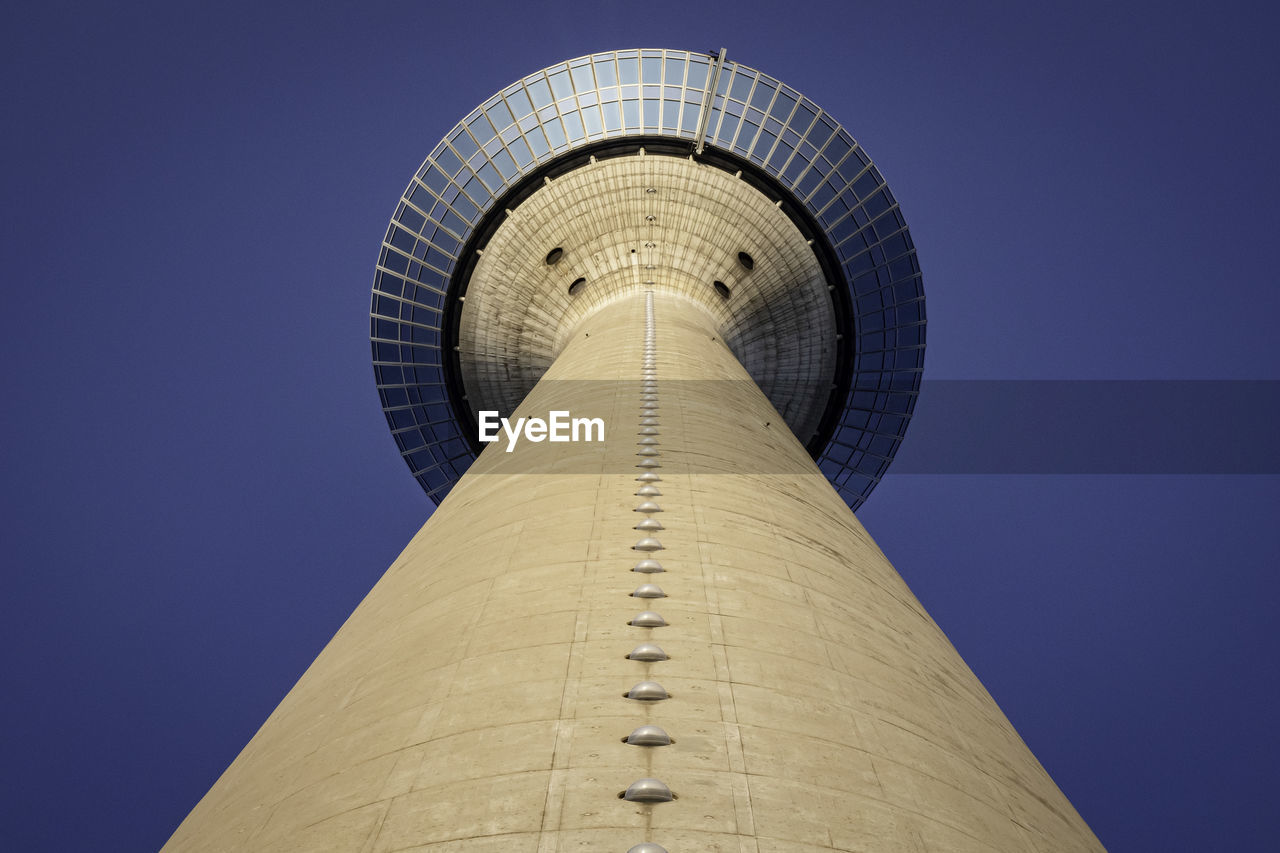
[3,1,1278,850]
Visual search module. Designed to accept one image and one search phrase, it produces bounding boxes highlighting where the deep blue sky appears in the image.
[3,2,1277,850]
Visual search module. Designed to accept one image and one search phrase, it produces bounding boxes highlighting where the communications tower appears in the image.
[164,50,1103,852]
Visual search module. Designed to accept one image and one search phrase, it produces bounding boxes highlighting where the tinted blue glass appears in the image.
[603,101,622,131]
[506,87,532,118]
[618,55,639,84]
[476,162,502,192]
[729,70,752,102]
[663,56,684,85]
[770,91,796,121]
[686,60,708,91]
[527,77,553,108]
[570,64,593,93]
[526,126,549,158]
[593,57,617,87]
[544,119,566,149]
[563,111,584,141]
[582,105,602,136]
[750,80,775,112]
[682,102,700,133]
[508,137,532,168]
[643,99,659,128]
[549,69,572,100]
[642,56,661,84]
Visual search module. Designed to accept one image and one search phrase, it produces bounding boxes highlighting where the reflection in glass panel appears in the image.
[729,70,752,102]
[622,99,639,129]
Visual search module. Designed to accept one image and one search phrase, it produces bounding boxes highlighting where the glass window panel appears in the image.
[593,56,617,87]
[433,146,462,177]
[754,128,777,159]
[562,110,585,141]
[642,56,661,83]
[618,55,639,84]
[734,119,759,153]
[492,148,517,179]
[717,112,739,142]
[508,136,532,168]
[661,99,680,131]
[663,55,684,85]
[686,59,708,91]
[602,100,622,131]
[622,99,640,128]
[810,181,837,212]
[792,101,818,132]
[681,101,700,133]
[750,80,775,112]
[823,132,852,168]
[582,104,602,135]
[782,155,807,185]
[506,87,532,118]
[766,138,793,171]
[466,113,495,144]
[544,118,567,149]
[570,64,593,93]
[527,77,553,108]
[643,99,659,127]
[450,130,478,161]
[482,136,503,156]
[451,191,479,223]
[853,170,880,200]
[487,100,513,131]
[526,126,549,158]
[390,226,416,254]
[729,70,752,102]
[549,69,573,100]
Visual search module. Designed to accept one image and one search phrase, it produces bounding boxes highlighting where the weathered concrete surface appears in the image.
[163,294,1103,852]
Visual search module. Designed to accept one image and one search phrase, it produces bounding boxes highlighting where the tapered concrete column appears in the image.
[164,292,1101,852]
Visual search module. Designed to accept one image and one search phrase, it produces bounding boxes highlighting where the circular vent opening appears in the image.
[713,280,731,299]
[737,250,755,270]
[568,277,586,295]
[545,247,563,265]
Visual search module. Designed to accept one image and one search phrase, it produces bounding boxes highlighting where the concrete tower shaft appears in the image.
[163,293,1102,851]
